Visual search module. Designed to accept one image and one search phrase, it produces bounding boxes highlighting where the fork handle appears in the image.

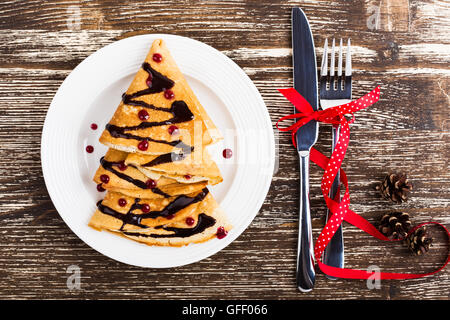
[296,151,315,292]
[323,125,344,278]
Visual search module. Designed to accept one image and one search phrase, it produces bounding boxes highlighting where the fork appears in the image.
[319,38,352,278]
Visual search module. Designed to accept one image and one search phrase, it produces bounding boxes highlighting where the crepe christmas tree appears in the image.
[89,39,231,246]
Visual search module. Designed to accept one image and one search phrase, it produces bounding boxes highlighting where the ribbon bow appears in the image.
[277,86,449,280]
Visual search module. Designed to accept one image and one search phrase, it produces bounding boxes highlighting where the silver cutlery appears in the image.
[319,38,352,278]
[292,7,319,292]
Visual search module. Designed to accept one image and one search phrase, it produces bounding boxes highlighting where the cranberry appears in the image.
[222,148,233,159]
[100,174,110,184]
[164,89,174,100]
[141,204,150,213]
[184,174,192,180]
[146,73,153,87]
[166,214,175,220]
[145,179,157,189]
[118,198,127,207]
[186,217,195,226]
[90,123,98,130]
[117,161,127,171]
[168,125,179,135]
[138,109,149,121]
[138,140,149,151]
[86,145,94,153]
[96,184,105,192]
[152,53,162,63]
[216,226,228,239]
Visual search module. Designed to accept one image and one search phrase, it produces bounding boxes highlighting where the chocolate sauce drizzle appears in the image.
[100,157,170,198]
[123,213,216,239]
[96,188,209,231]
[97,199,148,229]
[142,146,194,167]
[123,62,174,100]
[121,96,168,112]
[105,122,191,151]
[107,100,194,133]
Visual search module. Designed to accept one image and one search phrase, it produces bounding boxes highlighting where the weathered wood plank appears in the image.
[1,29,450,69]
[0,0,448,42]
[0,0,448,300]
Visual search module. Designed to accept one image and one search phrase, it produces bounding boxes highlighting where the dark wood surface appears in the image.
[0,0,449,299]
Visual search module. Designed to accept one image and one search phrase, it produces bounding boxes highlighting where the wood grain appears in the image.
[0,0,449,300]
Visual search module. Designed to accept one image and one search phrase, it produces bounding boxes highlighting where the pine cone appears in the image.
[378,212,412,239]
[404,226,433,255]
[376,173,412,203]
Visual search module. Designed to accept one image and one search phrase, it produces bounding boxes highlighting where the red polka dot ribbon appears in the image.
[277,86,449,280]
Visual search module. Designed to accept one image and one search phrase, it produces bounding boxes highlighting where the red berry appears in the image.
[100,174,109,184]
[186,217,195,226]
[168,125,179,135]
[90,123,98,130]
[117,161,127,171]
[141,204,150,213]
[222,148,233,159]
[138,140,149,151]
[152,53,162,63]
[184,174,192,180]
[164,89,174,100]
[145,179,157,189]
[166,214,175,220]
[138,109,149,121]
[146,74,153,87]
[86,145,94,153]
[216,226,228,239]
[96,184,105,192]
[118,198,127,207]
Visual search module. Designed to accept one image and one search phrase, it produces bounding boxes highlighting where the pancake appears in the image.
[89,189,231,246]
[94,148,207,199]
[99,39,222,155]
[125,147,222,185]
[118,208,230,247]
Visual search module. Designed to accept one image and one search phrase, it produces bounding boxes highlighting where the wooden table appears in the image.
[0,0,448,300]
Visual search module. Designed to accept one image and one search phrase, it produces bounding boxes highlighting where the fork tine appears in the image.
[337,38,343,77]
[320,38,328,77]
[330,38,335,78]
[345,38,352,76]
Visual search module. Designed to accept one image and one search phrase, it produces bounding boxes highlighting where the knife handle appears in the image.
[296,151,315,292]
[323,125,345,279]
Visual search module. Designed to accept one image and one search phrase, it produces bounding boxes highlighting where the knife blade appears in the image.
[292,7,318,292]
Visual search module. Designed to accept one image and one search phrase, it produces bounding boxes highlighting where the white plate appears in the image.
[41,34,274,268]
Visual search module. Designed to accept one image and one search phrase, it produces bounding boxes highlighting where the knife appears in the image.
[292,7,319,292]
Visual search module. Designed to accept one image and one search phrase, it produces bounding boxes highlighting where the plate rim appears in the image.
[41,33,275,268]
